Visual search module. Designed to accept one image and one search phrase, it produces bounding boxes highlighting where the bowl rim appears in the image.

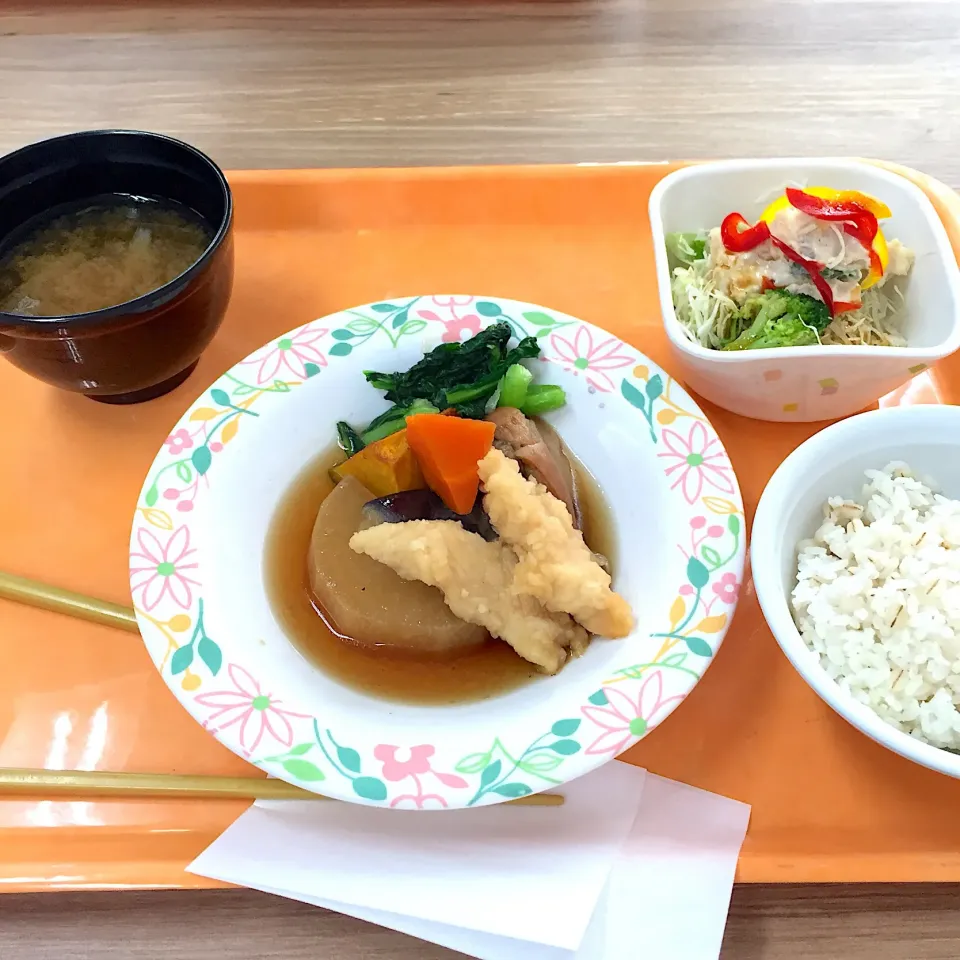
[0,129,233,329]
[648,157,960,363]
[751,404,960,779]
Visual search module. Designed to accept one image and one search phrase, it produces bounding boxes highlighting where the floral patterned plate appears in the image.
[130,296,745,809]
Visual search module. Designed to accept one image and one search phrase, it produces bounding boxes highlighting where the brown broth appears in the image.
[0,194,211,317]
[265,439,614,705]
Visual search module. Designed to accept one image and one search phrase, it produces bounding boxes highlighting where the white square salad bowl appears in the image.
[649,158,960,423]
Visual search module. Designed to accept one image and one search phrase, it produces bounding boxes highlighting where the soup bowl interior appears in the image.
[131,297,746,808]
[0,130,233,403]
[751,404,960,779]
[0,131,229,253]
[648,158,960,422]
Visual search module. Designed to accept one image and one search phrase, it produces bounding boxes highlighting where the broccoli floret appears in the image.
[722,290,831,351]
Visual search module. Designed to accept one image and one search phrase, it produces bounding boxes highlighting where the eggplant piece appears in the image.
[361,489,498,542]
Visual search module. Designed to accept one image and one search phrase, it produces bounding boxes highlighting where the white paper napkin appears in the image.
[189,763,749,959]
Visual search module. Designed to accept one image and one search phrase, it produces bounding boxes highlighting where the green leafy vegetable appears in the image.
[521,384,566,416]
[339,324,567,453]
[442,338,540,411]
[665,232,708,269]
[365,323,519,407]
[497,363,533,409]
[360,398,439,445]
[722,289,831,351]
[336,421,365,457]
[453,397,494,420]
[364,323,540,413]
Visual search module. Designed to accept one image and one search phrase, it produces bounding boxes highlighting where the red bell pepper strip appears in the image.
[785,187,878,244]
[834,300,861,315]
[720,212,771,253]
[771,237,836,315]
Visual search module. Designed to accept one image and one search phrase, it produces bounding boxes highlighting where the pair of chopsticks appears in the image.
[0,569,563,806]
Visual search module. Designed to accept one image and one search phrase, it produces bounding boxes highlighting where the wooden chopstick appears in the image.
[0,569,139,633]
[0,768,323,800]
[0,768,563,805]
[0,570,565,807]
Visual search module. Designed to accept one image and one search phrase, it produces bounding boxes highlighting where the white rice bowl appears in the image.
[752,405,960,781]
[793,463,960,751]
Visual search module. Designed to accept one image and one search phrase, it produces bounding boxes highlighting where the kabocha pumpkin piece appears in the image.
[329,429,424,498]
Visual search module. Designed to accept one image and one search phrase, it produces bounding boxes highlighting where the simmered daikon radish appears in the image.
[308,476,488,655]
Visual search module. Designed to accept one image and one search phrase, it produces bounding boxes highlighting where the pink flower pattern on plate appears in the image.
[194,664,310,755]
[375,744,435,781]
[440,312,482,343]
[164,428,194,455]
[373,744,468,808]
[658,421,736,505]
[416,308,483,343]
[581,672,685,755]
[129,525,200,611]
[712,572,740,604]
[428,296,475,308]
[546,325,634,392]
[239,323,329,384]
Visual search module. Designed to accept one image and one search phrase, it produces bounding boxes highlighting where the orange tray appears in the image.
[3,162,960,891]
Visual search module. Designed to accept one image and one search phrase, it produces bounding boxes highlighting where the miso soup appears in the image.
[0,194,212,317]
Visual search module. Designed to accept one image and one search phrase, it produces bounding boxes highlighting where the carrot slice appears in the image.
[405,413,496,514]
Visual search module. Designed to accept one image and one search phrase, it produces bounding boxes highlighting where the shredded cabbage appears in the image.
[670,259,740,349]
[670,253,907,350]
[821,282,907,347]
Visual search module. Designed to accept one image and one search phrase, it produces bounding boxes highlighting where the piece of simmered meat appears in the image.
[485,407,581,526]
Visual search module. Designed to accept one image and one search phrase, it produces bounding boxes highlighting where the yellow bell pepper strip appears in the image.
[720,212,771,253]
[862,229,889,289]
